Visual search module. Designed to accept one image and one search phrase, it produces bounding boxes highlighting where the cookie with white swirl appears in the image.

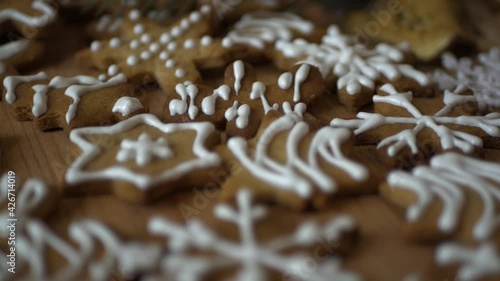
[0,0,58,38]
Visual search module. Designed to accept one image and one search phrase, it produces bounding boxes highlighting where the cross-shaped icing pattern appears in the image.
[77,4,246,91]
[164,60,325,138]
[273,25,431,110]
[116,133,173,166]
[2,73,145,131]
[331,83,500,167]
[430,48,500,111]
[222,104,371,210]
[382,153,500,244]
[65,114,222,203]
[436,242,500,281]
[148,189,360,281]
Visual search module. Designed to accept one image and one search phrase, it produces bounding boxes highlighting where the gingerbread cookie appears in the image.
[164,60,325,138]
[0,0,57,39]
[218,105,373,210]
[3,73,146,131]
[380,152,500,244]
[76,4,248,91]
[331,83,500,168]
[344,0,465,61]
[435,242,500,281]
[65,113,223,203]
[431,48,500,112]
[272,25,432,110]
[148,188,360,281]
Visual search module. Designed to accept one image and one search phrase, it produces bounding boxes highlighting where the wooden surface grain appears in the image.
[1,8,500,281]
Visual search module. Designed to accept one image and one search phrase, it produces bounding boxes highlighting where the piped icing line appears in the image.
[387,153,500,241]
[222,12,314,49]
[32,75,103,117]
[293,64,310,103]
[436,242,500,281]
[65,74,127,124]
[249,82,278,114]
[274,25,429,96]
[4,72,48,104]
[201,85,231,115]
[169,82,199,120]
[116,133,173,166]
[225,101,251,129]
[228,105,368,198]
[331,84,500,157]
[0,1,57,27]
[233,60,245,95]
[0,39,29,60]
[66,114,221,190]
[112,96,144,117]
[148,189,360,281]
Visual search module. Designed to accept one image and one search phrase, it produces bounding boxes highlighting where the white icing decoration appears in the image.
[160,33,171,44]
[4,72,48,104]
[201,85,231,115]
[127,55,139,65]
[167,42,177,51]
[436,242,500,281]
[149,43,160,53]
[66,114,221,189]
[293,64,310,102]
[0,40,30,74]
[141,51,152,60]
[141,33,152,44]
[159,51,169,60]
[228,107,368,198]
[0,0,56,27]
[249,81,278,114]
[200,35,213,46]
[166,59,176,68]
[129,9,141,21]
[183,39,196,49]
[387,153,500,241]
[233,60,245,94]
[98,74,107,81]
[148,189,360,281]
[116,133,173,166]
[91,41,102,52]
[112,96,143,117]
[109,37,121,48]
[225,101,251,129]
[65,74,128,124]
[169,83,199,120]
[175,68,186,78]
[108,65,119,76]
[133,23,145,34]
[331,84,498,157]
[275,25,429,95]
[223,12,314,49]
[130,39,140,50]
[278,72,293,90]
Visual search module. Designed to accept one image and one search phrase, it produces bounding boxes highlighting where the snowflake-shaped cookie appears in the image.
[0,173,162,281]
[148,189,360,281]
[76,4,247,91]
[381,153,500,244]
[221,104,372,210]
[430,48,500,112]
[272,25,431,110]
[331,83,500,167]
[2,73,146,131]
[164,60,325,138]
[65,113,223,203]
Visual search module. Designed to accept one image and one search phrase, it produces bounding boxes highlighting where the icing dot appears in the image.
[184,39,196,49]
[109,37,121,48]
[149,43,160,53]
[166,59,176,68]
[160,33,171,44]
[222,38,233,48]
[201,5,211,14]
[133,24,145,34]
[129,9,141,21]
[171,26,182,38]
[90,41,102,52]
[98,74,107,81]
[175,68,186,78]
[180,19,190,30]
[201,35,213,46]
[167,42,177,51]
[189,12,201,23]
[140,51,151,60]
[141,33,151,44]
[108,65,119,76]
[127,55,139,65]
[129,39,140,49]
[159,51,170,60]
